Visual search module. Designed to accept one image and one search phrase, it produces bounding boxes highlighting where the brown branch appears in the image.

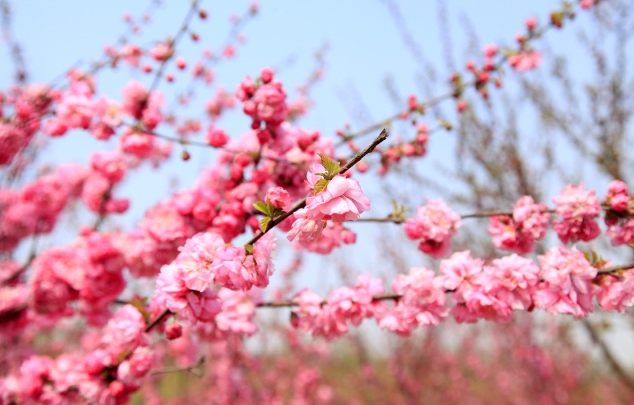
[151,356,205,377]
[145,308,171,333]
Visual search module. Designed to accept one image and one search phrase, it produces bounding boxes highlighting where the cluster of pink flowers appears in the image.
[603,180,634,245]
[376,266,448,335]
[552,183,601,244]
[509,49,542,72]
[377,124,428,174]
[291,274,383,340]
[0,305,151,404]
[289,245,634,339]
[0,164,84,252]
[286,164,370,244]
[533,246,596,319]
[0,84,53,166]
[404,199,461,258]
[489,196,550,254]
[235,67,288,132]
[595,269,634,313]
[30,230,126,325]
[153,231,275,331]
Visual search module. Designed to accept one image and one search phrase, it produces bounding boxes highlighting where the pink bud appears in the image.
[261,67,274,84]
[175,57,187,70]
[166,323,183,340]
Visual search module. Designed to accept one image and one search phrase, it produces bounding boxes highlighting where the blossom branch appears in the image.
[245,128,389,246]
[256,262,634,309]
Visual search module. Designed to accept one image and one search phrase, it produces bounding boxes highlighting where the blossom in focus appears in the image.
[552,184,601,244]
[404,199,461,259]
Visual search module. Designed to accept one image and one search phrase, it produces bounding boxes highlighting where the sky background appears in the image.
[3,1,634,363]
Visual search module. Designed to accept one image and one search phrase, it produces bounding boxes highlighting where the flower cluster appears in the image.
[291,274,383,340]
[0,305,151,404]
[404,199,461,258]
[287,164,370,244]
[153,231,275,330]
[235,67,288,132]
[289,246,633,339]
[603,180,634,245]
[489,196,550,254]
[552,183,601,244]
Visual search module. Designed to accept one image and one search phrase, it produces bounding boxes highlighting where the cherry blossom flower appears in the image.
[489,195,550,254]
[533,246,596,319]
[552,184,601,244]
[404,199,461,258]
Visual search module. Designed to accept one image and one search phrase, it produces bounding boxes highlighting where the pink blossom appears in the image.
[252,232,277,288]
[120,128,157,159]
[552,184,601,244]
[603,180,634,245]
[212,288,257,337]
[595,270,634,312]
[439,251,484,291]
[293,221,357,254]
[484,255,539,311]
[101,305,148,357]
[0,286,28,336]
[236,72,288,130]
[404,199,461,258]
[141,200,192,244]
[30,248,84,320]
[509,49,542,72]
[154,264,222,324]
[175,232,225,291]
[309,177,369,222]
[150,42,173,61]
[165,323,183,340]
[56,92,94,130]
[206,126,230,147]
[533,246,596,319]
[287,208,327,242]
[266,186,293,210]
[117,347,153,385]
[121,43,142,66]
[489,195,550,254]
[438,251,512,323]
[377,267,448,335]
[90,150,127,183]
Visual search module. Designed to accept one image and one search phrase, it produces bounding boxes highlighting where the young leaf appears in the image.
[318,153,341,175]
[314,178,329,194]
[259,217,272,233]
[254,201,271,216]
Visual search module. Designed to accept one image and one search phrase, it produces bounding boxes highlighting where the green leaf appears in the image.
[253,201,270,216]
[259,217,272,233]
[317,153,340,175]
[314,178,329,194]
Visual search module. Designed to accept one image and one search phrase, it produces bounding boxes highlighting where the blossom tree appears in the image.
[1,0,634,403]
